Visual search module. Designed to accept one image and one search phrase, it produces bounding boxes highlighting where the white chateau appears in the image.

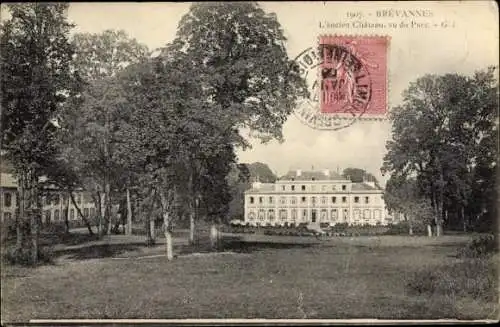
[244,169,391,227]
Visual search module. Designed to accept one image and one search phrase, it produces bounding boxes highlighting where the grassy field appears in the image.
[1,234,498,321]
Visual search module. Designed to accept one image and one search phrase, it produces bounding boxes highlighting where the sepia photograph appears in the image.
[0,1,498,324]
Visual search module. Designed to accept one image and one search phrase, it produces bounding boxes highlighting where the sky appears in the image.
[4,2,498,184]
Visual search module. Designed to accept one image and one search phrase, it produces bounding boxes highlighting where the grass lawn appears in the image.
[1,234,498,321]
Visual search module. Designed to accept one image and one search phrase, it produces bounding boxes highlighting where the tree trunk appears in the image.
[106,183,112,236]
[63,193,70,234]
[436,224,443,237]
[126,187,132,235]
[149,219,155,241]
[145,189,156,245]
[427,224,432,237]
[210,223,219,251]
[189,211,195,245]
[69,192,94,235]
[29,171,39,265]
[16,173,24,251]
[462,206,467,232]
[163,211,173,261]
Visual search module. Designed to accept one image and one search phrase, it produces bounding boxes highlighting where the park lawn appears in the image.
[1,235,498,321]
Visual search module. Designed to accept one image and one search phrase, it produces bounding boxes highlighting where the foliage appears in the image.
[406,257,498,302]
[174,2,308,144]
[342,168,380,187]
[457,234,497,258]
[0,3,79,262]
[2,246,54,266]
[382,67,499,233]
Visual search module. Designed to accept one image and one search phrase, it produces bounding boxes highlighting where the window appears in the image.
[248,211,256,220]
[4,212,12,220]
[331,209,338,220]
[84,208,89,218]
[268,209,275,220]
[258,209,265,220]
[343,209,349,220]
[53,195,60,205]
[250,197,254,204]
[312,177,315,181]
[342,185,346,191]
[70,209,75,220]
[332,196,337,203]
[354,196,360,203]
[291,209,297,221]
[45,210,51,222]
[322,185,327,192]
[279,209,287,220]
[259,197,263,204]
[291,197,297,204]
[269,196,273,204]
[374,210,381,219]
[4,193,12,207]
[354,209,361,220]
[301,196,306,203]
[280,197,286,204]
[54,209,60,221]
[364,209,371,219]
[311,197,316,204]
[321,197,327,204]
[342,196,347,203]
[301,185,306,191]
[291,185,295,191]
[311,185,316,191]
[332,185,337,191]
[282,185,286,191]
[90,208,95,217]
[321,209,327,221]
[77,194,81,204]
[302,209,308,220]
[365,196,369,204]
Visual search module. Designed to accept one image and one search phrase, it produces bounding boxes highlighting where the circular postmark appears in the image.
[293,42,373,130]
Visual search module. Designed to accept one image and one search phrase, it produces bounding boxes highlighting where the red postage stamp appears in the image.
[319,35,388,116]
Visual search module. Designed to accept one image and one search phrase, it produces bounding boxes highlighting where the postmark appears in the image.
[293,35,389,130]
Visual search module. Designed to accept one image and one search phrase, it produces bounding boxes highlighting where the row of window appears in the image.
[247,208,382,221]
[2,207,95,222]
[276,184,349,192]
[249,195,373,205]
[2,192,88,208]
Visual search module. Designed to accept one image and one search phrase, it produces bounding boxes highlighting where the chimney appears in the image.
[296,169,302,177]
[323,169,330,177]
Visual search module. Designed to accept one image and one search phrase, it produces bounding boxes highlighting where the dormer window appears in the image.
[342,185,346,191]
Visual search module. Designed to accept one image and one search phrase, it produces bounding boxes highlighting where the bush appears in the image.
[458,234,497,258]
[3,246,54,266]
[406,257,498,301]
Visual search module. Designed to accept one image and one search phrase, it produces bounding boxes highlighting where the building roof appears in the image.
[279,170,346,181]
[351,183,381,191]
[0,173,17,188]
[245,183,275,194]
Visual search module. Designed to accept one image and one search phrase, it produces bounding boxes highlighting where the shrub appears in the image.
[458,234,497,258]
[3,246,54,266]
[406,257,498,301]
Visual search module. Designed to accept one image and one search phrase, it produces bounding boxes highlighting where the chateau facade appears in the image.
[0,172,96,224]
[244,169,391,226]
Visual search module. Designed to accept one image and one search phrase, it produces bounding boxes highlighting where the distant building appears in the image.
[244,169,392,227]
[0,172,96,224]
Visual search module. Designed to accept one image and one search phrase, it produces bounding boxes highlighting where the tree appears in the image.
[382,67,498,236]
[384,175,432,235]
[1,3,79,263]
[342,168,380,187]
[64,29,149,237]
[164,2,308,247]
